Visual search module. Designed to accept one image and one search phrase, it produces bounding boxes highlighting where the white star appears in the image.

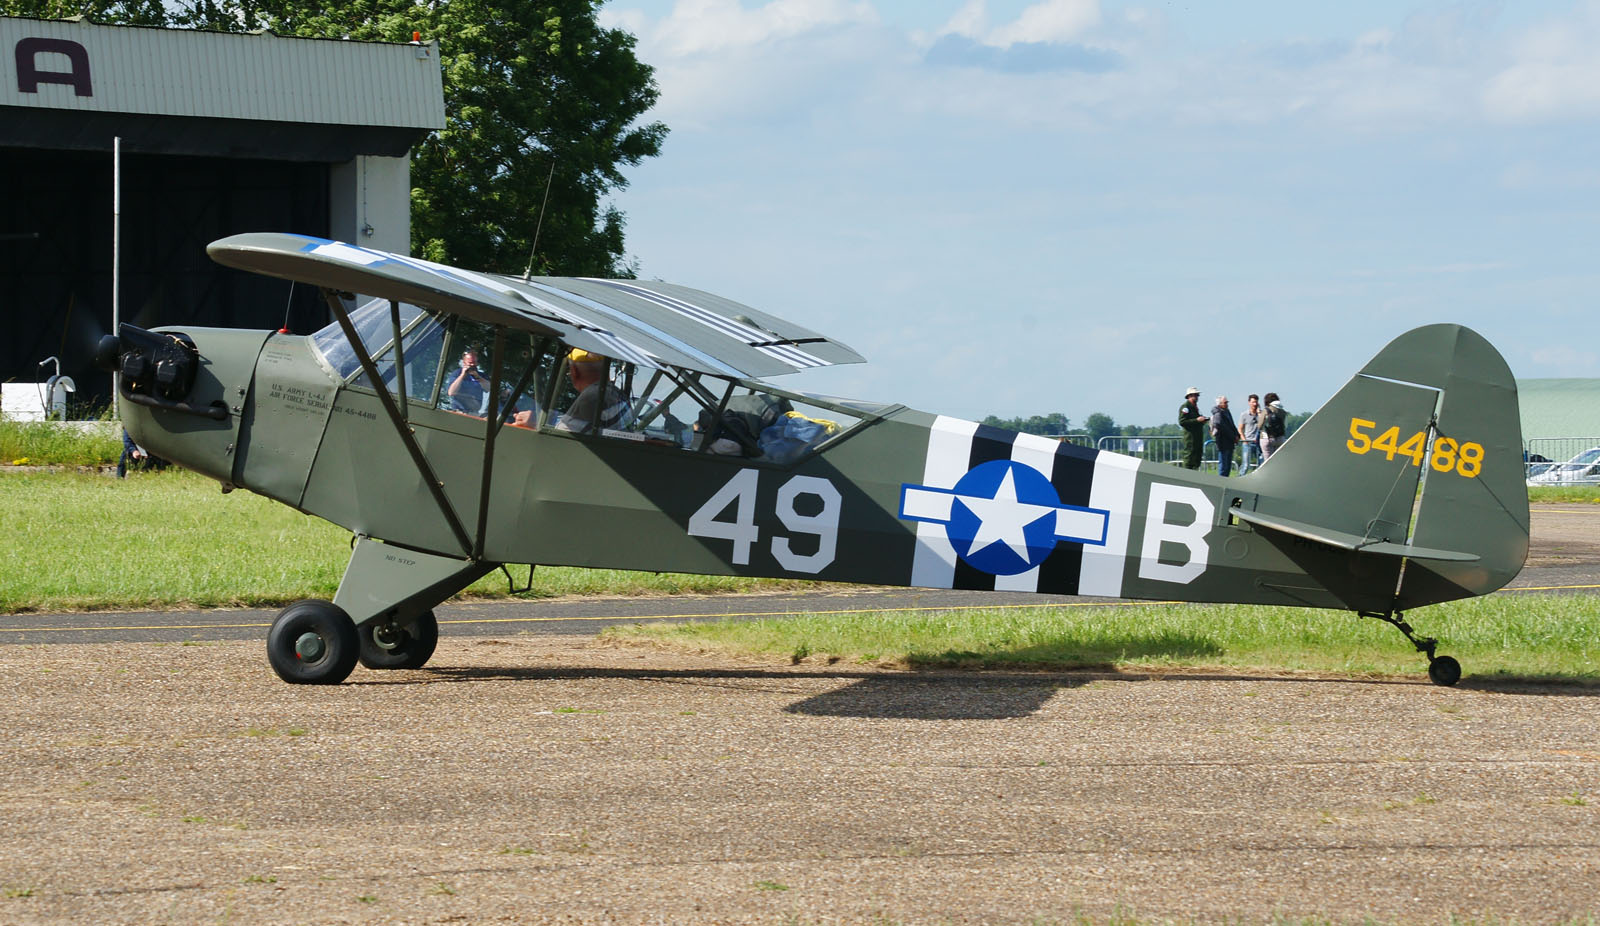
[956,467,1057,563]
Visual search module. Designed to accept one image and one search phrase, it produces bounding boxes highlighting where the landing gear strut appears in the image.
[1359,610,1461,687]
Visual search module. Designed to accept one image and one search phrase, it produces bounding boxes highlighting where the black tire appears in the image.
[1428,655,1462,687]
[358,610,439,670]
[266,600,359,685]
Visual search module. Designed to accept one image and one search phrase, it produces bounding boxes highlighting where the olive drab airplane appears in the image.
[97,233,1529,687]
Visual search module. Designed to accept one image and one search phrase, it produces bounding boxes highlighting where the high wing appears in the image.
[206,232,865,380]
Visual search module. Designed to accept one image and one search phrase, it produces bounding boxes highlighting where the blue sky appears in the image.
[597,0,1600,426]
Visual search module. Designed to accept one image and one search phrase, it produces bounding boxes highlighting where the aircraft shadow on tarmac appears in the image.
[360,656,1600,719]
[782,676,1064,720]
[347,630,1227,719]
[364,665,1074,719]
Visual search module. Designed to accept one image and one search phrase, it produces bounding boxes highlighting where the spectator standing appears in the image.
[1178,387,1206,470]
[1210,395,1240,476]
[1237,393,1263,473]
[1261,392,1287,461]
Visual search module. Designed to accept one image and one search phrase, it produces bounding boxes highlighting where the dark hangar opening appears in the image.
[1,16,444,409]
[0,147,330,406]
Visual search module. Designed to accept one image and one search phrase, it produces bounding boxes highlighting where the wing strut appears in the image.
[474,328,506,561]
[323,288,474,558]
[475,331,545,559]
[388,300,409,419]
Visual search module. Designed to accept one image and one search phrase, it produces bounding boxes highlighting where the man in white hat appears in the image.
[1178,386,1206,470]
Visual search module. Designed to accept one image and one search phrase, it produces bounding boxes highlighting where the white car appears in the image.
[1527,447,1600,486]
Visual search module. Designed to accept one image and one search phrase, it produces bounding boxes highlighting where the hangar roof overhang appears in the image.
[0,16,445,161]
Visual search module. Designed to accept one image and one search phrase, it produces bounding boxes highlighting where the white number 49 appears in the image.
[688,470,841,574]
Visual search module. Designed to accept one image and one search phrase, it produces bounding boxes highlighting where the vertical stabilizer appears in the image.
[1388,327,1529,606]
[1245,324,1528,607]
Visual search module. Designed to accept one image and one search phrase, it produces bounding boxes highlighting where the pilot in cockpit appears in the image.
[553,348,633,434]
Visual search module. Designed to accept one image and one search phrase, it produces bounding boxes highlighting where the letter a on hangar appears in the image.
[15,36,92,96]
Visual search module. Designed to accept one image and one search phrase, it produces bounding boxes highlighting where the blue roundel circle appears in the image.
[946,460,1063,576]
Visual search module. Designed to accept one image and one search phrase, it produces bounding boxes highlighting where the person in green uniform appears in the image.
[1179,386,1206,469]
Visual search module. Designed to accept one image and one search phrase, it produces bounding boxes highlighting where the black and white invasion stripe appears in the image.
[908,416,1140,596]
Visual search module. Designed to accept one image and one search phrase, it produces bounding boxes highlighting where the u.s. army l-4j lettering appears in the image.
[97,233,1528,686]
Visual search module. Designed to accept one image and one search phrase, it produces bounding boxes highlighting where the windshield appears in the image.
[310,298,430,380]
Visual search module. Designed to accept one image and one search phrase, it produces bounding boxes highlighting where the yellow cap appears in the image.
[568,348,606,365]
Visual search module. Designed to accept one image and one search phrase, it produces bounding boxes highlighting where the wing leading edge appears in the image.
[206,233,865,380]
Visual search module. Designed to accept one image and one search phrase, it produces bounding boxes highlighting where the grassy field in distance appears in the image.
[603,594,1600,682]
[0,469,805,613]
[1530,485,1600,503]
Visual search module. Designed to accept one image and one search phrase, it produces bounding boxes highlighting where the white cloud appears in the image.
[1483,4,1600,121]
[932,0,1101,49]
[1500,160,1600,190]
[610,1,1600,136]
[609,0,888,127]
[597,7,650,35]
[933,0,987,41]
[1530,345,1600,373]
[639,0,877,57]
[987,0,1101,48]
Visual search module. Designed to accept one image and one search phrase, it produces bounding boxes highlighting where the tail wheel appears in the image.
[266,600,359,685]
[358,610,439,670]
[1427,655,1462,687]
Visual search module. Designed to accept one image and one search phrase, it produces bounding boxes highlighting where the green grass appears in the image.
[0,418,121,466]
[0,469,806,613]
[603,594,1600,681]
[1529,486,1600,504]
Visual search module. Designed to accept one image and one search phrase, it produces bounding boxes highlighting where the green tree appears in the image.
[980,412,1071,436]
[3,0,166,24]
[8,0,667,276]
[1083,412,1117,444]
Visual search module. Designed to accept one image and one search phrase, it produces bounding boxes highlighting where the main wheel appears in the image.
[358,610,439,670]
[266,600,360,685]
[1428,655,1462,687]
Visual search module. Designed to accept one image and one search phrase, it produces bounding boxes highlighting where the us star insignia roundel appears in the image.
[898,416,1142,595]
[901,458,1109,576]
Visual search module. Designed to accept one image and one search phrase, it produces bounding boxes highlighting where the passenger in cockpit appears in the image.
[446,347,491,415]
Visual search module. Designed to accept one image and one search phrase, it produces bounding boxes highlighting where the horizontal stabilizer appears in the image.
[1233,510,1480,563]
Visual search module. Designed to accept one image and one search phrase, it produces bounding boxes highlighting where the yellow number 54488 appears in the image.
[1347,418,1483,478]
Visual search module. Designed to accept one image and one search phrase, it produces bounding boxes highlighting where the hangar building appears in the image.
[1,15,444,406]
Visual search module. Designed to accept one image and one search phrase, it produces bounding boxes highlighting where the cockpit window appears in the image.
[439,319,551,422]
[543,355,864,464]
[313,298,451,405]
[312,302,872,461]
[310,298,430,380]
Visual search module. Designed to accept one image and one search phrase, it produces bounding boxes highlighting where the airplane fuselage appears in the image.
[123,324,1504,621]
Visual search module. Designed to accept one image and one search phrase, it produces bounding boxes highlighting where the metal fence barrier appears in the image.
[1092,435,1264,474]
[1525,437,1600,485]
[1095,435,1186,466]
